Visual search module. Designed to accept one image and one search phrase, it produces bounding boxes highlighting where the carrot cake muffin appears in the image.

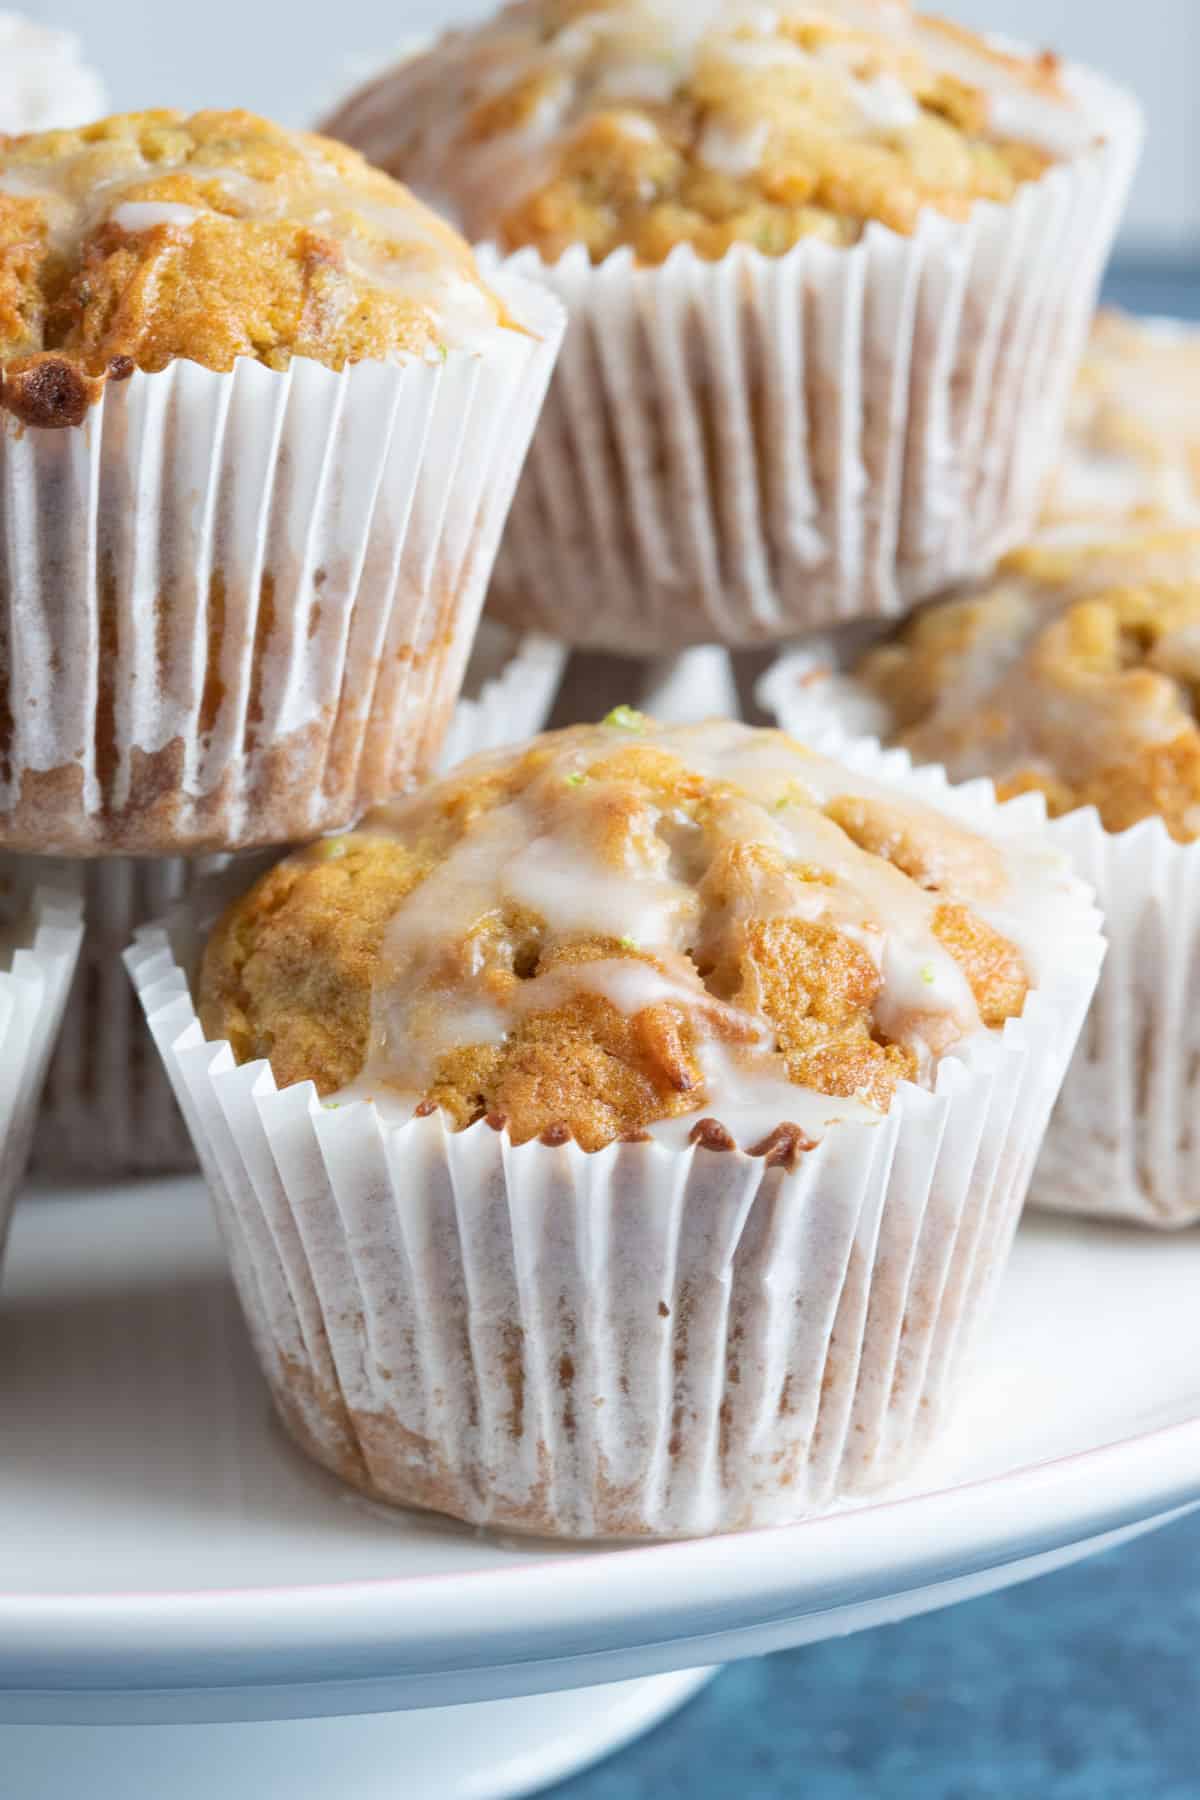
[134,715,1099,1534]
[200,715,1041,1149]
[0,111,563,853]
[763,527,1200,1227]
[323,2,1139,653]
[855,532,1200,842]
[0,15,105,136]
[1042,311,1200,530]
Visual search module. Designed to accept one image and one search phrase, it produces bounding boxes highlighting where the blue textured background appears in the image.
[550,1512,1200,1792]
[550,264,1200,1800]
[548,1511,1200,1800]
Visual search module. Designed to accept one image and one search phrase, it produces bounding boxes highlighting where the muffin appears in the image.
[0,859,83,1263]
[128,717,1101,1536]
[0,110,564,853]
[26,630,564,1180]
[0,15,106,134]
[763,529,1200,1227]
[1042,311,1200,531]
[323,1,1141,653]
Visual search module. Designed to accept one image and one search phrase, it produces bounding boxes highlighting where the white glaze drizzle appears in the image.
[111,200,205,233]
[350,719,1056,1146]
[877,544,1200,792]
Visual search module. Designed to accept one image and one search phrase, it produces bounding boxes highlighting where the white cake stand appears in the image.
[2,1178,1198,1800]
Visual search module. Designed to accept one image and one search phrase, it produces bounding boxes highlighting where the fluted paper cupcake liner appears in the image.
[125,743,1101,1536]
[27,855,265,1179]
[1028,809,1200,1228]
[477,64,1140,654]
[0,862,83,1262]
[762,647,1200,1229]
[0,272,565,855]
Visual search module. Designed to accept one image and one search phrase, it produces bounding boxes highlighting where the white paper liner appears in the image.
[761,646,1200,1229]
[1015,808,1200,1229]
[125,746,1102,1537]
[436,624,567,772]
[474,63,1140,653]
[0,272,565,855]
[26,854,266,1179]
[0,861,83,1261]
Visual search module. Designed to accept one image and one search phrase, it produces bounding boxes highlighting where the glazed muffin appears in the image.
[323,1,1140,652]
[1042,311,1200,530]
[0,15,105,135]
[763,529,1200,1227]
[131,717,1101,1536]
[855,533,1200,841]
[0,110,564,853]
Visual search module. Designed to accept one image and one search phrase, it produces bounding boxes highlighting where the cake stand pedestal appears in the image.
[5,1669,716,1800]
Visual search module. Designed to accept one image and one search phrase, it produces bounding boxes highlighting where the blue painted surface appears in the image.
[551,260,1200,1800]
[548,1510,1200,1800]
[1103,260,1200,322]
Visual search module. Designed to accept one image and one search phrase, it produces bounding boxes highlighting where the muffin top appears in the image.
[0,14,106,136]
[0,109,514,427]
[856,532,1200,841]
[199,715,1057,1157]
[1042,312,1200,531]
[321,0,1091,266]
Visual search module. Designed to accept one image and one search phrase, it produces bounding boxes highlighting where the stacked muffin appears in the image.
[323,0,1141,650]
[0,108,565,1187]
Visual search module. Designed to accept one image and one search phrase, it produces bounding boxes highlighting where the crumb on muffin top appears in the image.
[858,531,1200,842]
[1041,312,1200,531]
[199,714,1042,1156]
[0,109,514,426]
[321,0,1090,266]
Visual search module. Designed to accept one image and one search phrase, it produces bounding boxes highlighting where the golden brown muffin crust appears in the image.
[857,532,1200,841]
[322,0,1085,267]
[0,109,510,424]
[200,717,1033,1152]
